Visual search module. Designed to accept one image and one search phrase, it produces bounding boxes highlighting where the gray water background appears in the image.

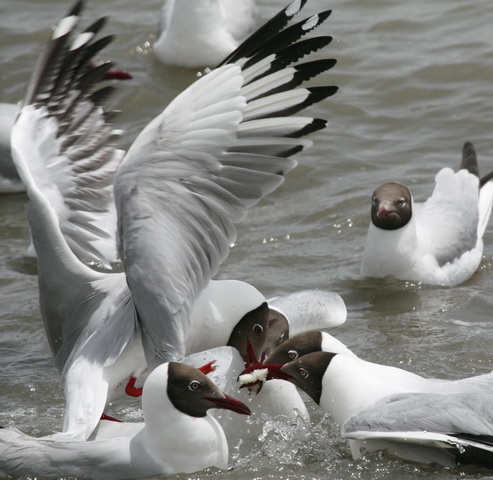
[1,0,493,479]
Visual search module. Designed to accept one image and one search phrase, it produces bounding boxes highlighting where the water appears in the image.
[1,0,493,478]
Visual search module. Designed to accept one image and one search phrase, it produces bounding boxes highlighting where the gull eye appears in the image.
[189,380,202,391]
[397,197,406,207]
[253,323,264,335]
[299,368,309,379]
[371,197,378,207]
[287,349,299,360]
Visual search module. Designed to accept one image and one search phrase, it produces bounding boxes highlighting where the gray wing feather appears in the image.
[342,392,493,438]
[115,4,338,364]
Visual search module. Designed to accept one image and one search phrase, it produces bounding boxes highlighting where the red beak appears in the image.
[104,69,133,80]
[238,362,293,394]
[377,207,389,218]
[206,393,251,416]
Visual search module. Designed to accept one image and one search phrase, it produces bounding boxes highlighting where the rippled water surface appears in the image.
[2,0,493,479]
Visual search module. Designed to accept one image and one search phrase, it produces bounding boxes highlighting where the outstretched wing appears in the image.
[11,0,135,383]
[114,0,338,364]
[14,0,123,269]
[11,2,139,438]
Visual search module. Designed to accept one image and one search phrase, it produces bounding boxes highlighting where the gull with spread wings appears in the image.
[10,0,338,439]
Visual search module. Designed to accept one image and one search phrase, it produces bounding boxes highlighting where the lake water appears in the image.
[1,0,493,479]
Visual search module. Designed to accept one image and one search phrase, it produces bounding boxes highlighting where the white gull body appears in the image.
[10,0,338,439]
[278,350,493,464]
[154,0,258,68]
[342,392,493,468]
[361,143,493,286]
[0,362,251,479]
[184,345,310,448]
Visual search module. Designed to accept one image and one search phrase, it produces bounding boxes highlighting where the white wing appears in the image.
[342,392,493,467]
[478,180,493,239]
[115,1,338,364]
[269,290,347,336]
[10,2,138,438]
[14,4,122,269]
[343,392,493,437]
[417,168,480,266]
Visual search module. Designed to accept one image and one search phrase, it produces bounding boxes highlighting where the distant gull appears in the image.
[0,362,251,479]
[153,0,258,68]
[360,142,493,286]
[10,0,338,440]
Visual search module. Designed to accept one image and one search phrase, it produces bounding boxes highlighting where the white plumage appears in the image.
[10,0,338,439]
[361,143,493,286]
[342,392,493,468]
[154,0,258,68]
[275,348,493,467]
[0,362,251,479]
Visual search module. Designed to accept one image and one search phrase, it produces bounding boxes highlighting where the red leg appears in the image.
[198,360,217,375]
[101,413,122,423]
[125,376,143,397]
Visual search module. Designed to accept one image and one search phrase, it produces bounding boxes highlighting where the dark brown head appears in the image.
[166,362,251,417]
[279,351,336,405]
[227,302,270,363]
[238,331,325,390]
[264,331,323,366]
[370,182,412,230]
[262,307,290,357]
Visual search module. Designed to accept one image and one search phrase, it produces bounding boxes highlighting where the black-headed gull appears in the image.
[11,0,338,439]
[0,362,251,479]
[361,142,493,286]
[342,392,493,469]
[184,345,310,449]
[154,0,258,68]
[256,331,493,396]
[271,350,493,462]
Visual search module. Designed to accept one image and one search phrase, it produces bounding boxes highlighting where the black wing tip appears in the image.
[84,16,108,34]
[68,0,84,18]
[308,85,339,101]
[218,0,311,66]
[289,118,328,139]
[460,140,480,178]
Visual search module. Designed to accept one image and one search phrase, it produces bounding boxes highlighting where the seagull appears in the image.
[184,345,310,449]
[11,0,338,439]
[270,350,493,463]
[253,331,493,397]
[184,291,347,446]
[0,362,251,479]
[360,142,493,286]
[342,392,493,469]
[153,0,258,68]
